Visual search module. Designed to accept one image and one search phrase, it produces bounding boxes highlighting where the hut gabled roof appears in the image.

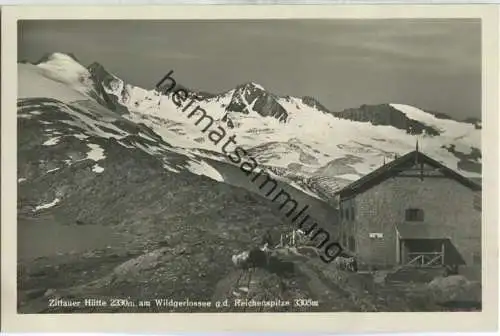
[337,150,481,199]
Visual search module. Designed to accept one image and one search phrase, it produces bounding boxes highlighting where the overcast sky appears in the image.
[18,19,481,119]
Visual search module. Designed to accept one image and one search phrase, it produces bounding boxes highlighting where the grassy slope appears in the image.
[17,98,294,312]
[18,139,297,312]
[207,158,340,235]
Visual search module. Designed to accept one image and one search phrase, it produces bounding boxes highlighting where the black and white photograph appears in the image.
[14,17,486,313]
[2,5,498,333]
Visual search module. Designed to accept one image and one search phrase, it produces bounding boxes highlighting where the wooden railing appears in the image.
[406,252,444,267]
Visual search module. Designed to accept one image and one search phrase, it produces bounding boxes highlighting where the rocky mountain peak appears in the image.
[234,81,266,92]
[226,81,287,122]
[87,61,107,75]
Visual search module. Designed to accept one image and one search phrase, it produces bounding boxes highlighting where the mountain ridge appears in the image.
[19,52,482,200]
[26,52,480,124]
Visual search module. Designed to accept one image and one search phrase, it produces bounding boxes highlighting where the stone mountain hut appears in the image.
[336,149,482,270]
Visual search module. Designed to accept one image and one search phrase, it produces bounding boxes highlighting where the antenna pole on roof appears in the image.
[415,138,419,165]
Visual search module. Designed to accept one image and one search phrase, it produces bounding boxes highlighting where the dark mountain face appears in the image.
[463,117,481,124]
[301,96,331,114]
[225,83,288,123]
[87,62,115,88]
[86,62,130,115]
[332,104,441,136]
[426,110,453,120]
[463,117,482,130]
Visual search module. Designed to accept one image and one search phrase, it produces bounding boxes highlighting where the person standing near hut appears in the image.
[261,230,274,248]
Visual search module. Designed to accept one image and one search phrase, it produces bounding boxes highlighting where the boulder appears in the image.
[427,275,481,304]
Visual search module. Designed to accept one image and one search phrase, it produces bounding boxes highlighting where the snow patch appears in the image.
[92,164,105,173]
[43,137,60,146]
[163,164,180,173]
[139,132,158,142]
[18,178,27,183]
[185,160,224,182]
[33,198,60,212]
[86,143,106,161]
[118,141,135,149]
[336,173,360,181]
[57,104,130,140]
[72,133,89,140]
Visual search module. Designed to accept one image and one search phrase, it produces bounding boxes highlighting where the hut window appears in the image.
[405,208,424,222]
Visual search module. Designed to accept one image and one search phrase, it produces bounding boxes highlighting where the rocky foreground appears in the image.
[18,234,482,313]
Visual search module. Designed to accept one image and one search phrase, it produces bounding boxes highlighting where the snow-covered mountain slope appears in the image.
[34,53,94,93]
[18,54,221,184]
[18,62,88,103]
[18,52,481,202]
[17,95,226,191]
